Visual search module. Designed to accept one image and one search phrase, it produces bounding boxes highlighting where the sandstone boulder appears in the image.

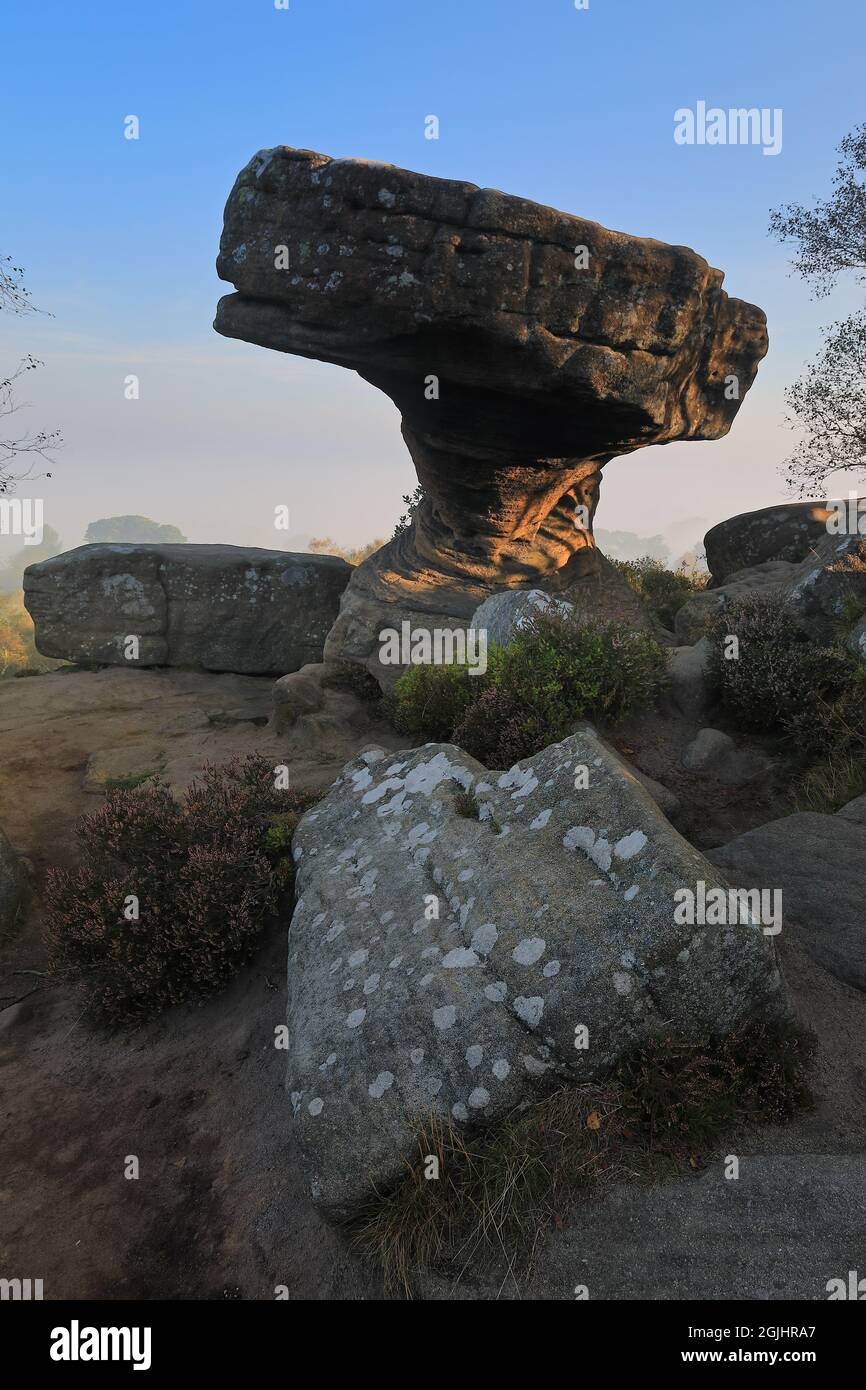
[666,638,714,719]
[781,531,866,646]
[704,501,858,586]
[215,145,767,683]
[286,728,786,1218]
[468,589,575,650]
[23,544,351,676]
[708,812,866,992]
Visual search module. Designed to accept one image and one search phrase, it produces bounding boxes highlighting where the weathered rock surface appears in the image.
[708,812,866,991]
[677,518,866,646]
[837,793,866,826]
[23,544,351,676]
[704,500,857,586]
[0,823,26,936]
[215,145,767,681]
[782,531,866,645]
[666,638,714,719]
[469,588,575,649]
[286,727,786,1218]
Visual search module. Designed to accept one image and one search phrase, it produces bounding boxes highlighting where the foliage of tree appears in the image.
[0,257,61,495]
[769,124,866,493]
[84,516,187,545]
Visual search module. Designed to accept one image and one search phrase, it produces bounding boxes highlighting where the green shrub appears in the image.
[45,755,318,1027]
[391,661,479,741]
[390,612,668,763]
[707,594,866,751]
[613,555,708,629]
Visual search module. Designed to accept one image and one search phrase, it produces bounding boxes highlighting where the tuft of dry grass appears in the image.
[350,1021,815,1296]
[790,749,866,814]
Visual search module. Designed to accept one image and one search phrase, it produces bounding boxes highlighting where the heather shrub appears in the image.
[613,555,708,629]
[390,613,668,763]
[45,755,318,1027]
[391,661,479,741]
[707,594,866,751]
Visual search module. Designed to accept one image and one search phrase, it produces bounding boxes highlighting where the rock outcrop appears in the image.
[24,544,351,676]
[674,531,866,646]
[704,500,859,586]
[709,810,866,992]
[215,145,768,682]
[286,728,786,1218]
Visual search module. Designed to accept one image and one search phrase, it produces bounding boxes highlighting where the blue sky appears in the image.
[1,0,864,557]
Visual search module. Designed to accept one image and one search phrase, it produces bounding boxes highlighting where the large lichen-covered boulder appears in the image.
[215,145,768,682]
[286,728,787,1218]
[23,544,351,676]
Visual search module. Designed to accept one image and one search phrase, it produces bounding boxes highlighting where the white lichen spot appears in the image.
[442,947,480,968]
[468,1087,490,1109]
[484,981,507,1002]
[529,809,552,830]
[346,1008,367,1029]
[368,1071,394,1099]
[308,1098,324,1116]
[613,972,633,995]
[614,830,648,861]
[492,1058,511,1080]
[542,960,561,978]
[452,1102,469,1121]
[471,923,499,956]
[363,973,381,995]
[513,996,544,1026]
[512,937,546,966]
[433,1005,457,1030]
[466,1045,483,1069]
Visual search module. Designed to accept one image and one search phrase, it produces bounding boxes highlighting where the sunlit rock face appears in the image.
[215,146,768,679]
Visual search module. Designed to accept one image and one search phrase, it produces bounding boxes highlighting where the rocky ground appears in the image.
[2,663,865,1300]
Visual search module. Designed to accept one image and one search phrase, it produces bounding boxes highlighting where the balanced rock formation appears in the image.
[24,544,350,676]
[215,146,768,682]
[287,727,786,1218]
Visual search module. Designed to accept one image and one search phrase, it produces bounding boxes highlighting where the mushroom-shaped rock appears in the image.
[215,146,768,681]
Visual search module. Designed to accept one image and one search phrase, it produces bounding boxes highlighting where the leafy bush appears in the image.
[390,612,668,763]
[391,661,479,742]
[613,554,708,629]
[0,591,63,678]
[707,594,866,751]
[45,755,317,1027]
